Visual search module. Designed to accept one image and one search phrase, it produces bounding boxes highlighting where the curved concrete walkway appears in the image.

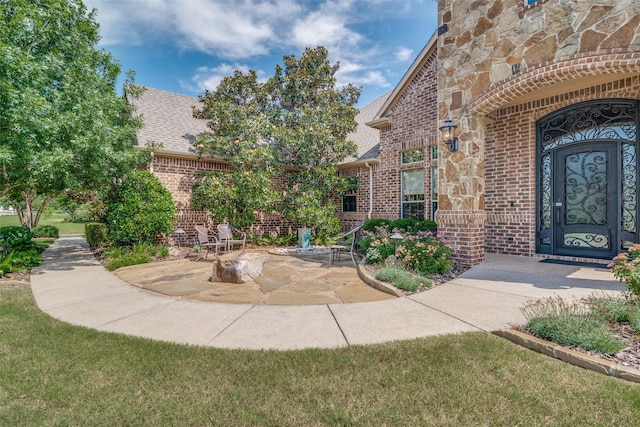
[30,235,625,350]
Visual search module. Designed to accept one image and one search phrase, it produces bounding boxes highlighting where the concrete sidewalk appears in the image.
[30,235,625,350]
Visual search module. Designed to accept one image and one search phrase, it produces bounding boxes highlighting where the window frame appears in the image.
[342,194,357,213]
[401,168,425,220]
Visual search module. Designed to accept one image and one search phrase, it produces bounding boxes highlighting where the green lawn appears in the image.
[2,284,639,426]
[0,214,85,235]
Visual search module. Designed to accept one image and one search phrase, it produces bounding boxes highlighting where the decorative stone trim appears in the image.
[494,329,640,383]
[467,49,640,116]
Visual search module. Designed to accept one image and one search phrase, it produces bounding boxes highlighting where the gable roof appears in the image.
[128,87,209,157]
[128,86,391,165]
[340,90,392,166]
[367,32,437,129]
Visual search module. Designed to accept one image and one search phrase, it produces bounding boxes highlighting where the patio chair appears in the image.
[194,225,226,260]
[329,224,363,267]
[217,224,246,252]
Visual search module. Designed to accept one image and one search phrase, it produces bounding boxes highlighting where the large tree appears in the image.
[193,46,360,238]
[0,0,147,228]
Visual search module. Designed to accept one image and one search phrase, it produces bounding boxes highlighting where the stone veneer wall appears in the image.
[437,0,640,264]
[375,49,439,221]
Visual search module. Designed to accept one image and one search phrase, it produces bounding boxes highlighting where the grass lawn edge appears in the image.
[494,329,640,383]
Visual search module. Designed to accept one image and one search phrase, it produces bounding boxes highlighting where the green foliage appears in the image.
[363,218,437,234]
[362,218,392,232]
[132,242,169,258]
[32,225,59,238]
[105,253,152,271]
[361,226,453,275]
[85,223,109,248]
[610,244,640,299]
[527,315,623,355]
[193,46,360,237]
[389,218,418,232]
[106,171,177,246]
[416,220,438,232]
[522,295,632,355]
[0,226,35,252]
[375,266,432,292]
[0,250,14,276]
[10,248,42,269]
[250,232,297,246]
[0,0,148,228]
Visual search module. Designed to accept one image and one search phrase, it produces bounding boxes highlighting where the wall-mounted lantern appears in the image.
[439,117,459,152]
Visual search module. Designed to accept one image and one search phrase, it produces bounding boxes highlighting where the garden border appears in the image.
[494,329,640,383]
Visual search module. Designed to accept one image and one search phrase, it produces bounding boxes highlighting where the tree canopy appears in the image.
[0,0,147,227]
[193,46,360,238]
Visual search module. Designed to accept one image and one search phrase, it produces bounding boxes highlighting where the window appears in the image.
[401,149,424,164]
[342,195,356,212]
[430,145,438,160]
[431,166,438,220]
[401,169,425,220]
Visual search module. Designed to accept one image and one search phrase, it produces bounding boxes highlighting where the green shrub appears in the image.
[416,220,437,232]
[388,218,418,232]
[375,267,431,292]
[362,218,391,232]
[526,314,623,354]
[101,246,127,259]
[106,170,177,246]
[10,248,42,268]
[586,296,636,324]
[361,225,453,275]
[609,244,640,299]
[105,253,152,271]
[132,242,169,258]
[0,226,35,252]
[85,223,109,248]
[32,225,59,238]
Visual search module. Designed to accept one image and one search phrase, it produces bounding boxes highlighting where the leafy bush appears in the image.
[375,266,431,292]
[101,246,127,259]
[362,218,391,232]
[106,170,177,247]
[610,244,640,299]
[105,253,152,271]
[388,218,418,232]
[85,223,109,248]
[360,226,453,275]
[10,249,42,269]
[132,242,169,258]
[527,315,623,354]
[32,225,59,238]
[416,220,437,232]
[0,226,35,252]
[586,295,637,324]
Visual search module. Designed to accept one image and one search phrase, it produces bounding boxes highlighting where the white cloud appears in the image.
[85,0,436,97]
[86,0,301,58]
[395,47,414,62]
[186,63,267,92]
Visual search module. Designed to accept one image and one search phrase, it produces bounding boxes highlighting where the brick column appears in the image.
[436,210,486,266]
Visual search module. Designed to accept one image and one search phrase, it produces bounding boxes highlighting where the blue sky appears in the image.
[84,0,439,107]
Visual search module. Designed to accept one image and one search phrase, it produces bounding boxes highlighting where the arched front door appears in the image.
[536,100,639,259]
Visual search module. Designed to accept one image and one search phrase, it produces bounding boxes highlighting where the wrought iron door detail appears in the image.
[536,99,639,258]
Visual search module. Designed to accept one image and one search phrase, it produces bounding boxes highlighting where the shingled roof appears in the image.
[128,86,389,164]
[341,90,391,166]
[128,87,209,156]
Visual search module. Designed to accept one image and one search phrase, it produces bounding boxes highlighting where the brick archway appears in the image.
[467,49,640,117]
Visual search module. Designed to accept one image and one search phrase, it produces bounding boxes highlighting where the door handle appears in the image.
[554,202,563,225]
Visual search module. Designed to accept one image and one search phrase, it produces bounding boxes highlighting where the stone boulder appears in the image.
[211,253,266,284]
